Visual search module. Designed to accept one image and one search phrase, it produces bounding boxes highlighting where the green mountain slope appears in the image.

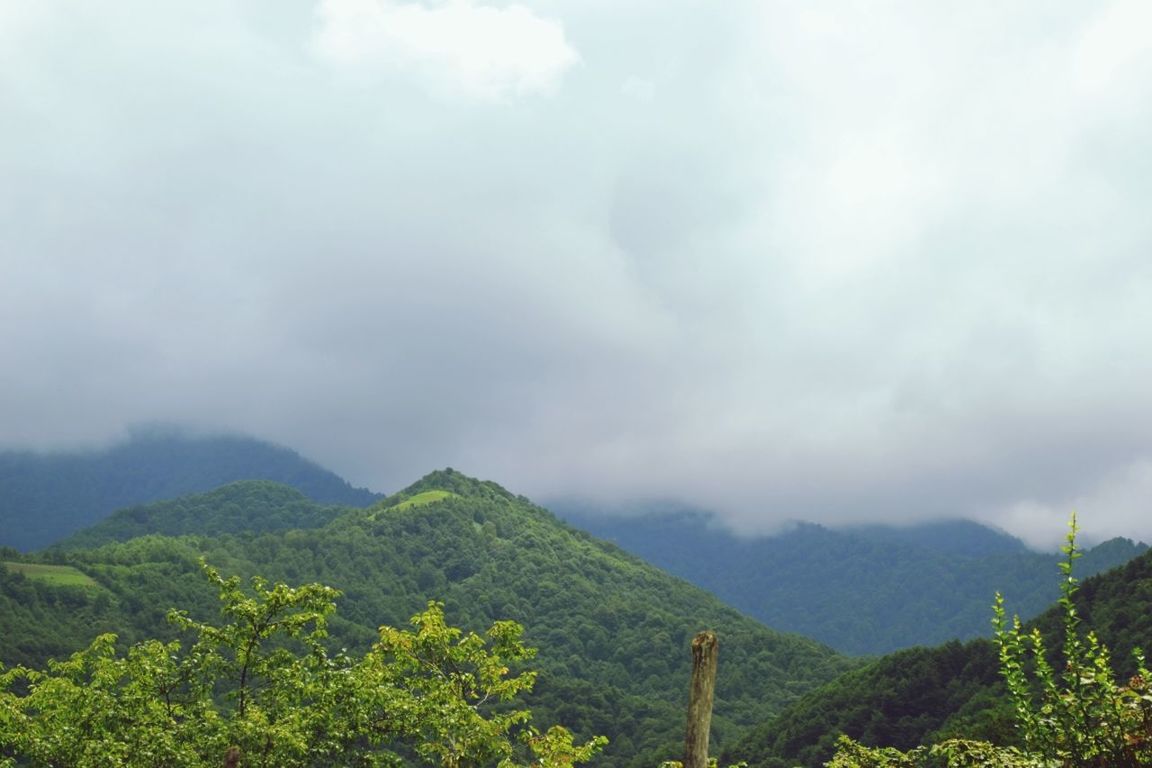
[553,504,1147,654]
[720,547,1152,768]
[53,480,349,549]
[0,430,381,550]
[0,469,856,768]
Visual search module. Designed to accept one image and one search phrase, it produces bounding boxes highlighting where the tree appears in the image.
[0,560,605,768]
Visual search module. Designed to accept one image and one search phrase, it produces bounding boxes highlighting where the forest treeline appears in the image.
[0,471,855,768]
[0,431,381,550]
[723,537,1152,767]
[0,560,608,768]
[557,504,1147,654]
[818,521,1152,767]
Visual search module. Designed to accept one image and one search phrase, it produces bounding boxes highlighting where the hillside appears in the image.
[0,430,381,550]
[553,503,1148,654]
[53,480,350,549]
[0,470,856,768]
[720,546,1152,767]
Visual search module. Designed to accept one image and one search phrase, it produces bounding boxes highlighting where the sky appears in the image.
[3,1,1152,549]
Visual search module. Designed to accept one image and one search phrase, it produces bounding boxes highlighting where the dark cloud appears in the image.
[4,1,1152,549]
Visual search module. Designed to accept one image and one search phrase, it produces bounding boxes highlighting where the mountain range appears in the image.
[552,503,1147,654]
[1,471,856,768]
[721,545,1152,767]
[4,432,1145,658]
[0,429,381,550]
[3,433,1151,767]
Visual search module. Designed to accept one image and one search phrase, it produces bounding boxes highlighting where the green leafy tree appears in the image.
[0,561,605,768]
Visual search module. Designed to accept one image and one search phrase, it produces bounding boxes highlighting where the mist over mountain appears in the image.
[0,430,382,551]
[552,501,1148,655]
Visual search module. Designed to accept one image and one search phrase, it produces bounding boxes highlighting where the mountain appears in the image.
[0,470,857,768]
[52,479,350,549]
[721,546,1152,767]
[0,430,382,550]
[844,518,1028,557]
[551,503,1148,655]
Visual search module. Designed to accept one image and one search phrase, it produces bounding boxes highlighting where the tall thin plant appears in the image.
[830,513,1152,768]
[993,513,1151,767]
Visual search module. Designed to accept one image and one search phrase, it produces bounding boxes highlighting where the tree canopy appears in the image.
[0,560,605,768]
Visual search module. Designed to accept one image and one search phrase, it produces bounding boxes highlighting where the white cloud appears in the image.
[310,0,580,99]
[1075,0,1152,99]
[988,457,1152,549]
[4,0,1152,548]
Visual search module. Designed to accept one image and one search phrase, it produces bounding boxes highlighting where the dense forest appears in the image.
[721,544,1152,767]
[1,561,610,768]
[555,503,1147,654]
[53,480,352,549]
[0,471,856,768]
[0,430,382,550]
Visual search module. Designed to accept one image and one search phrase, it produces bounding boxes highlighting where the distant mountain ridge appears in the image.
[844,518,1030,557]
[0,431,382,550]
[551,502,1148,655]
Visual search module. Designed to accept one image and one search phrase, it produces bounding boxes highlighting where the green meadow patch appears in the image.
[388,490,458,512]
[3,562,98,588]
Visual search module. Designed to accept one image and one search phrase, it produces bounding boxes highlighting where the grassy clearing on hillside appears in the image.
[389,490,458,512]
[2,562,98,588]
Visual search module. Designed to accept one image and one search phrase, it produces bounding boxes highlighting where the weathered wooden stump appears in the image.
[684,630,718,768]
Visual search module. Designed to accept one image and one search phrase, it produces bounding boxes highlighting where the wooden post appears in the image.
[684,630,718,768]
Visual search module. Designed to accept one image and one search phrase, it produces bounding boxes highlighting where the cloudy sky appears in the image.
[4,1,1152,548]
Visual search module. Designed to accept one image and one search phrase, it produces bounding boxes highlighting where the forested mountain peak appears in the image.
[395,467,518,503]
[844,518,1029,557]
[0,431,382,550]
[1,470,857,768]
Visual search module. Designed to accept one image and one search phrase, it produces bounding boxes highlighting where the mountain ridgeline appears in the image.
[553,503,1148,655]
[53,480,351,549]
[0,471,856,768]
[4,453,1151,768]
[0,431,382,550]
[720,545,1152,767]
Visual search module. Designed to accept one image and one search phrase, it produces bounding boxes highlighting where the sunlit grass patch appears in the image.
[3,561,98,588]
[389,490,458,511]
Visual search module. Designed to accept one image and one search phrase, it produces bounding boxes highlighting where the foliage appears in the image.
[827,515,1152,768]
[721,641,1007,768]
[0,560,604,768]
[825,735,1043,768]
[992,515,1152,766]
